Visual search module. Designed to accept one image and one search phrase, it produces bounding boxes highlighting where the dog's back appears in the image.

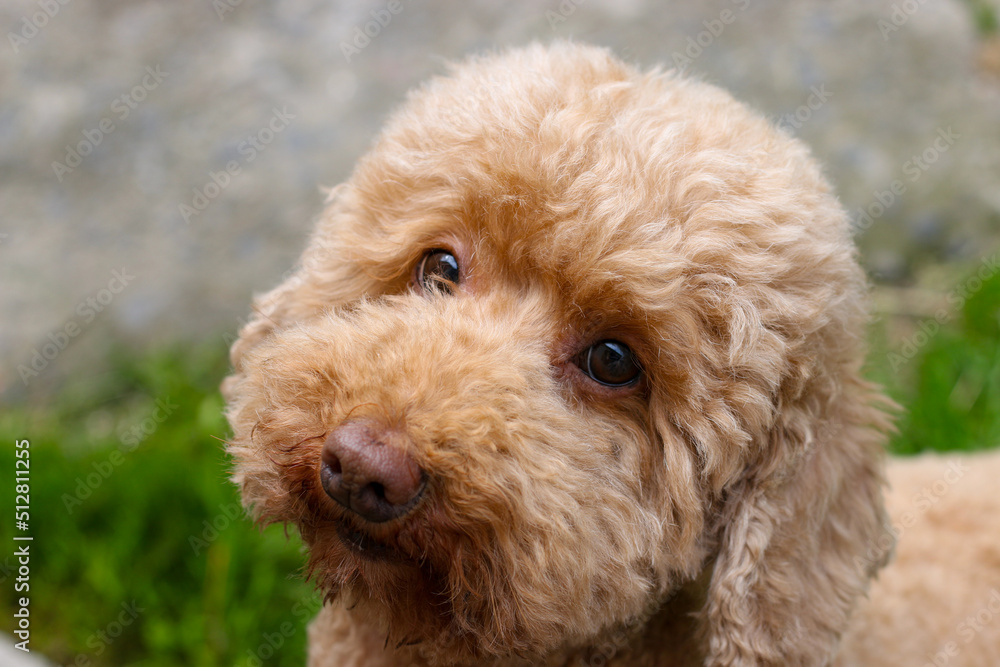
[839,449,1000,666]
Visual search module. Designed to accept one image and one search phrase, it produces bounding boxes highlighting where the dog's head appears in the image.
[223,43,892,665]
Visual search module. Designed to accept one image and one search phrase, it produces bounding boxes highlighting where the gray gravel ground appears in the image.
[2,0,999,398]
[1,636,53,667]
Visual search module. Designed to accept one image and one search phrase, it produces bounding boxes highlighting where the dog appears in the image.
[222,42,1000,666]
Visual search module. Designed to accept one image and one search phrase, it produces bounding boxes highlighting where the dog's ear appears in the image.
[701,381,894,666]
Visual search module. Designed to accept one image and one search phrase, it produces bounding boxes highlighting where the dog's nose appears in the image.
[320,419,425,523]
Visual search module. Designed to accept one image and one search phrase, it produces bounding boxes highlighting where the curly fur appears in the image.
[222,42,1000,666]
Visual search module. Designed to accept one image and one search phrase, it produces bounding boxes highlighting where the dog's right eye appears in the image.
[416,250,460,294]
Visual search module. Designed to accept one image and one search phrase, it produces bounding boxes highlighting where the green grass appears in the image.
[963,0,999,35]
[1,344,320,667]
[867,268,1000,454]
[1,269,998,666]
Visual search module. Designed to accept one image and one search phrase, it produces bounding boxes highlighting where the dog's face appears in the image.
[224,43,891,665]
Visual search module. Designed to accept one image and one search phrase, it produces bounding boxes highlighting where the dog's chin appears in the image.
[306,524,481,662]
[304,516,453,620]
[301,514,564,664]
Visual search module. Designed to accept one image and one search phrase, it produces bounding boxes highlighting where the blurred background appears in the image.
[1,1,998,665]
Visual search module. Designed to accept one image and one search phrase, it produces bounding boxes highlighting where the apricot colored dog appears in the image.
[223,43,1000,666]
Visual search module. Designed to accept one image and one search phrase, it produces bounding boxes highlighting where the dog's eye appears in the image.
[577,340,642,387]
[416,250,460,294]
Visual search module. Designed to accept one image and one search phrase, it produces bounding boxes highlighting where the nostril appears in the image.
[321,442,343,474]
[368,482,386,501]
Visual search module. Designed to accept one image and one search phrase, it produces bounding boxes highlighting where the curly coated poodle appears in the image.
[222,42,1000,666]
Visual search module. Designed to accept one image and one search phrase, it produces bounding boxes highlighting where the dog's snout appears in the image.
[320,419,425,523]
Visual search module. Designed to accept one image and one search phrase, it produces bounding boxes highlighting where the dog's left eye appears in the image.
[416,250,460,294]
[577,340,642,387]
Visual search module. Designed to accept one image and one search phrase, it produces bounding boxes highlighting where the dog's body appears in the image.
[223,43,1000,666]
[838,451,1000,667]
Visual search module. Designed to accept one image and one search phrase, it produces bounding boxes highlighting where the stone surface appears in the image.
[2,0,998,397]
